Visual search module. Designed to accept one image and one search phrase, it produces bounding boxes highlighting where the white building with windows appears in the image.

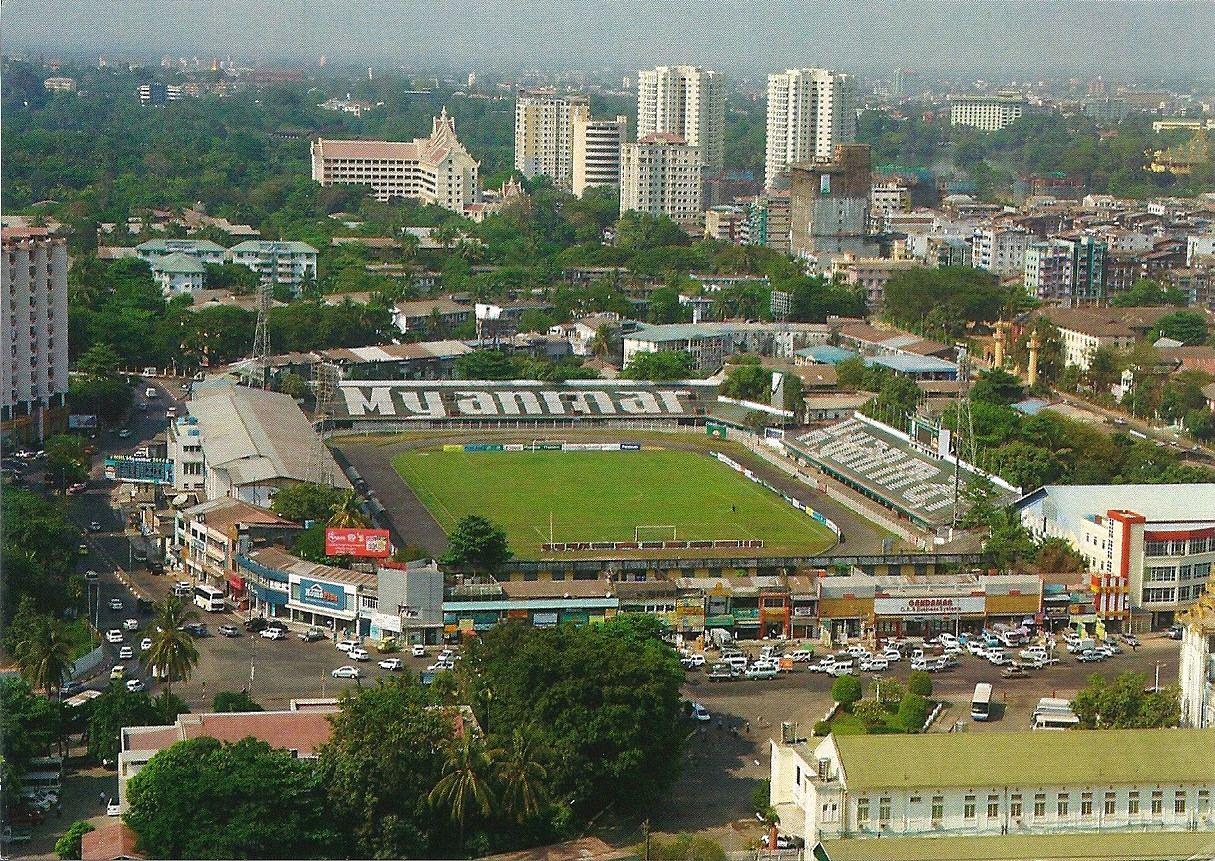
[310,109,480,211]
[619,133,703,225]
[771,729,1215,844]
[227,240,318,288]
[637,65,724,172]
[949,93,1026,131]
[1179,584,1215,728]
[764,68,856,189]
[972,226,1030,278]
[135,238,227,267]
[151,251,207,297]
[622,322,733,372]
[2,228,69,442]
[572,113,626,198]
[1017,483,1215,627]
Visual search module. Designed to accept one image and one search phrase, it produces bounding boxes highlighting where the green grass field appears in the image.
[393,448,836,557]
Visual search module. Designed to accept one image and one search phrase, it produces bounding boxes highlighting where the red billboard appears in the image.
[325,527,392,558]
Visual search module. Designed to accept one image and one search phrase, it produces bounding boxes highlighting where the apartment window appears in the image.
[1145,540,1169,556]
[1198,789,1210,814]
[1010,794,1022,819]
[987,795,1000,819]
[1128,792,1140,815]
[931,796,944,823]
[1148,566,1177,583]
[1105,792,1116,816]
[1171,540,1188,555]
[856,798,869,825]
[1175,791,1186,815]
[1033,793,1046,818]
[1081,793,1093,817]
[964,794,976,820]
[1057,794,1069,817]
[1151,791,1163,815]
[878,797,891,824]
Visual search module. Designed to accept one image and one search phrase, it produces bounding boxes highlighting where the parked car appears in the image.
[348,647,370,662]
[59,680,83,696]
[1121,633,1140,648]
[106,799,122,816]
[331,665,360,679]
[335,639,359,653]
[762,833,795,850]
[706,663,737,681]
[118,646,133,659]
[690,702,711,722]
[987,654,1012,667]
[140,637,152,651]
[105,629,123,644]
[260,628,286,640]
[378,657,403,671]
[881,648,902,662]
[426,660,455,673]
[183,623,207,637]
[85,569,99,583]
[244,617,269,633]
[218,624,241,638]
[680,653,706,669]
[860,656,889,672]
[126,679,146,693]
[744,663,778,680]
[117,428,131,438]
[1002,665,1030,679]
[109,665,126,681]
[122,618,139,631]
[299,627,326,642]
[411,644,427,657]
[826,662,855,677]
[107,598,123,611]
[1077,649,1105,662]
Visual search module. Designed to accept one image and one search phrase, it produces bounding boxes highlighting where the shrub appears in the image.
[751,779,771,814]
[813,720,832,737]
[831,673,862,707]
[851,699,888,730]
[897,693,929,731]
[907,670,933,698]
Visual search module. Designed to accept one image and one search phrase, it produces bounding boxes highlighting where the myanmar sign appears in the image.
[325,527,391,558]
[336,381,715,421]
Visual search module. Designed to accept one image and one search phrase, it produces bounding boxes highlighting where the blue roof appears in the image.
[864,354,957,374]
[795,345,857,365]
[1013,398,1050,416]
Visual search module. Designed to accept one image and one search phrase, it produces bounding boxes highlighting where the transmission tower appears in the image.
[249,243,279,389]
[951,345,976,528]
[307,362,340,486]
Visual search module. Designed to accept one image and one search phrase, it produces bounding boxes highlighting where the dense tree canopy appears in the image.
[2,487,80,623]
[1071,672,1180,729]
[441,515,512,573]
[621,350,697,381]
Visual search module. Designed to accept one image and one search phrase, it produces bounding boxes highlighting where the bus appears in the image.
[970,682,993,721]
[1033,708,1080,730]
[193,584,226,612]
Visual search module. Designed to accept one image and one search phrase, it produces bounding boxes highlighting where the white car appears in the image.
[260,627,286,640]
[331,665,360,679]
[378,657,403,671]
[348,647,370,662]
[881,648,902,662]
[335,639,359,653]
[118,645,134,659]
[438,648,455,662]
[411,644,426,657]
[106,799,122,816]
[122,618,139,631]
[105,629,123,644]
[859,656,888,672]
[988,654,1012,666]
[426,661,455,673]
[140,637,153,651]
[108,598,123,611]
[680,653,707,669]
[690,702,711,722]
[126,678,146,693]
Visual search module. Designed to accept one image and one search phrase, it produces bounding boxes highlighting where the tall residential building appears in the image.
[513,90,589,189]
[972,225,1031,278]
[949,92,1026,131]
[310,109,480,212]
[1024,240,1074,303]
[637,66,724,172]
[2,228,69,442]
[572,114,626,198]
[619,133,703,225]
[764,68,856,189]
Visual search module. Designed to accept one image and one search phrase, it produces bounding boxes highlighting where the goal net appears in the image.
[635,525,677,543]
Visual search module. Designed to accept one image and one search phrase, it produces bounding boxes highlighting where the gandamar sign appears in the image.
[336,381,715,421]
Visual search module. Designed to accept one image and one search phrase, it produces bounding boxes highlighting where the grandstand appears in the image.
[784,414,1019,530]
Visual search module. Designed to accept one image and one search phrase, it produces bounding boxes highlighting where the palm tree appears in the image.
[429,732,498,850]
[145,596,200,702]
[590,324,613,360]
[494,727,547,824]
[14,616,75,697]
[327,488,369,529]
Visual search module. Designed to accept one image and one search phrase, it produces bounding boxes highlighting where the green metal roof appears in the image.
[229,240,318,255]
[628,323,731,343]
[152,251,206,274]
[831,728,1215,791]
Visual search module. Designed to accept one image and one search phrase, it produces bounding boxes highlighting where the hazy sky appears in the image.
[4,1,1214,79]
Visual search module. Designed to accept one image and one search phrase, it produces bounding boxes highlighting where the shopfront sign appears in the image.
[299,578,347,611]
[873,595,985,616]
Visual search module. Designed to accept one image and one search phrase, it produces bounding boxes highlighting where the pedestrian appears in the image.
[731,504,736,513]
[100,790,106,805]
[717,717,723,731]
[745,721,750,734]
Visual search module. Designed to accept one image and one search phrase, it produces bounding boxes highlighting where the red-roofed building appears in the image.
[80,821,144,860]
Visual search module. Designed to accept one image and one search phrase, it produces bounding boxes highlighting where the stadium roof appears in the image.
[1017,483,1215,533]
[818,728,1215,791]
[187,382,349,489]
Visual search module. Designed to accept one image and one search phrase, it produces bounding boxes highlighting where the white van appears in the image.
[724,654,749,672]
[145,387,157,399]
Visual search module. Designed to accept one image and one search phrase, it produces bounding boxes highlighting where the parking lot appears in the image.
[656,633,1181,844]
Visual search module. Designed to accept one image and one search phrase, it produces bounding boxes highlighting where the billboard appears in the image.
[325,527,391,558]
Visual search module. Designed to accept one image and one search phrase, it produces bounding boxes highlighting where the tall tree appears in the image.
[441,515,513,574]
[429,732,498,851]
[326,488,369,529]
[12,614,75,696]
[494,727,548,824]
[145,596,200,702]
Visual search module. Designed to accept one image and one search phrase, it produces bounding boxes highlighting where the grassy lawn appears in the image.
[392,448,837,557]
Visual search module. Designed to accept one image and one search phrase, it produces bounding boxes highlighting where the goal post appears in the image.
[635,525,677,542]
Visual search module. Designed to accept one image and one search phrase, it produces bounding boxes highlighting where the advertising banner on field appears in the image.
[325,527,392,558]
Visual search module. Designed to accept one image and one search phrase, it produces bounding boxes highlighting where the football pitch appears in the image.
[392,448,837,557]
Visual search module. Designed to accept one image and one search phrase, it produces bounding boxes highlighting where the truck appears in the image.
[1066,637,1096,654]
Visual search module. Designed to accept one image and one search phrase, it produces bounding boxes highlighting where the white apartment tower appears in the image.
[572,114,626,198]
[513,90,590,189]
[765,68,856,189]
[950,92,1026,132]
[2,228,69,442]
[619,133,703,225]
[637,66,724,172]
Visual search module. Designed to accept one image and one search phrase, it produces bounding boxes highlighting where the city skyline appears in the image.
[3,0,1214,79]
